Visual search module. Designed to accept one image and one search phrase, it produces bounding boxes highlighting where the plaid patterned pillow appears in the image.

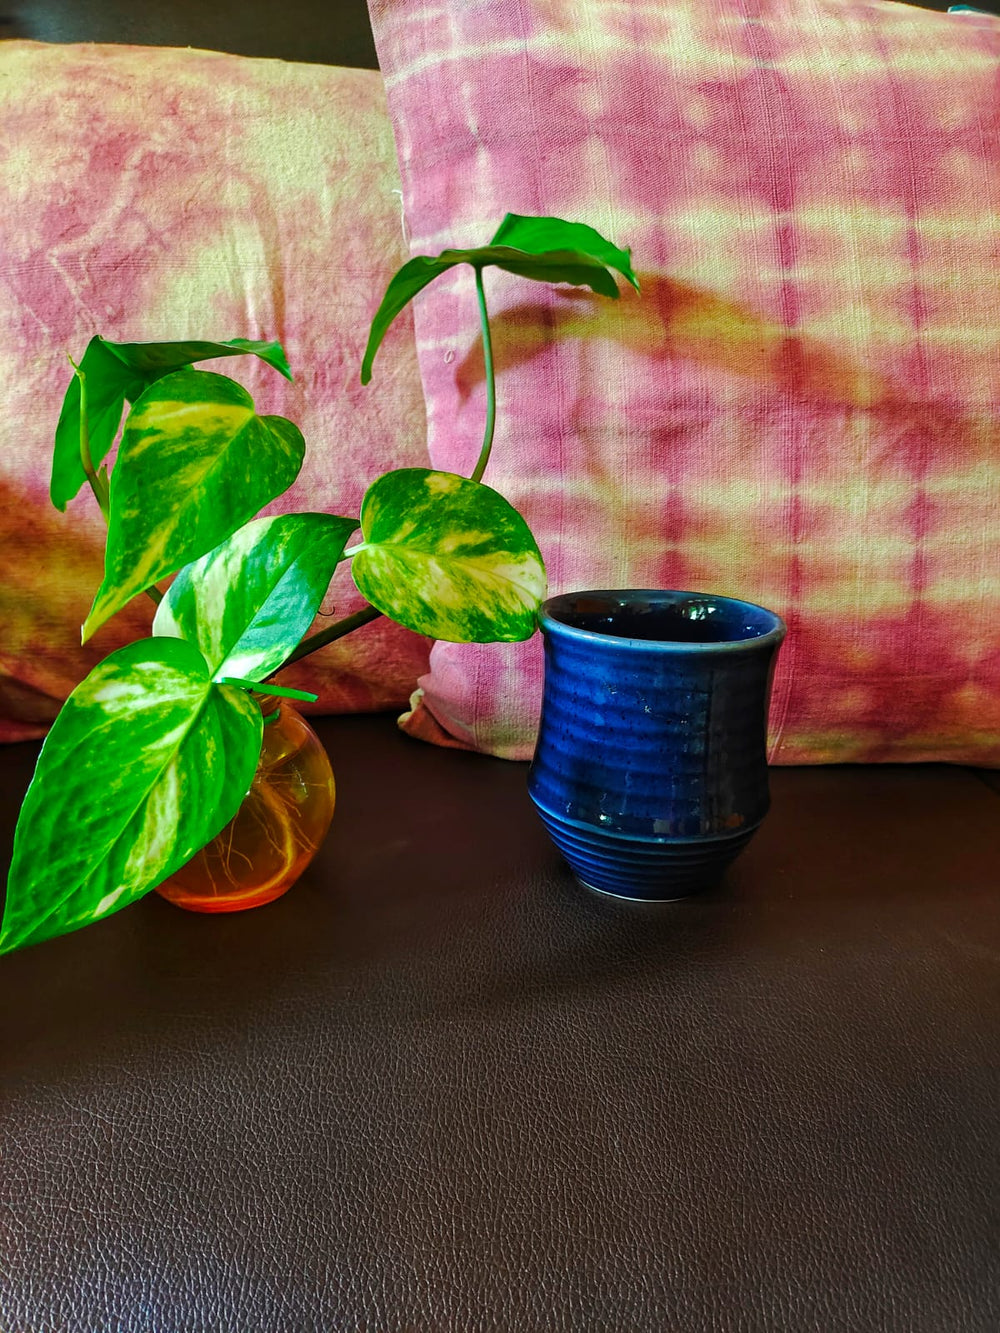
[368,0,1000,763]
[0,41,431,741]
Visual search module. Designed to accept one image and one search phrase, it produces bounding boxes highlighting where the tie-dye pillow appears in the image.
[367,0,1000,764]
[0,40,431,741]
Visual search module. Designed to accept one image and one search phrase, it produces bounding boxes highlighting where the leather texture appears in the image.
[2,714,999,1332]
[1,2,998,1327]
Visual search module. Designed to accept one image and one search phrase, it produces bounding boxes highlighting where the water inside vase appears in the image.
[155,703,335,914]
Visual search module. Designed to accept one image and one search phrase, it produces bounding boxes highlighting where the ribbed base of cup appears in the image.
[532,803,758,901]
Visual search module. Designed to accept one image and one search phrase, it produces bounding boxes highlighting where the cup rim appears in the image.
[538,588,787,654]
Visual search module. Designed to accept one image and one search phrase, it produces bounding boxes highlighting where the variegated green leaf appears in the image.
[488,214,638,292]
[360,214,638,383]
[351,468,546,642]
[154,512,358,680]
[51,336,143,511]
[0,638,262,955]
[103,337,291,382]
[51,336,292,512]
[83,368,305,641]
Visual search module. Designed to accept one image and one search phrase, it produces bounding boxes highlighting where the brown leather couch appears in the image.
[2,3,998,1330]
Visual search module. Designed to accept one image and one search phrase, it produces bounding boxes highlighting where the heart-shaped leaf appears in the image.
[51,336,143,511]
[104,337,291,382]
[0,638,262,955]
[488,214,638,290]
[360,255,457,385]
[83,368,305,641]
[51,337,292,511]
[154,512,358,680]
[360,214,638,383]
[351,468,546,642]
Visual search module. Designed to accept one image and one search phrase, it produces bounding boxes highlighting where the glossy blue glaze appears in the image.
[528,590,786,900]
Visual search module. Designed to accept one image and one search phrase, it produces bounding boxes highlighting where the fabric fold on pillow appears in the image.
[0,40,431,741]
[368,0,1000,764]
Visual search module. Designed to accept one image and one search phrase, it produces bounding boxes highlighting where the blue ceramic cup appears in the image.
[528,589,786,900]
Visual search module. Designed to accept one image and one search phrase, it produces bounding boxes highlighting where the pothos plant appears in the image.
[1,214,638,954]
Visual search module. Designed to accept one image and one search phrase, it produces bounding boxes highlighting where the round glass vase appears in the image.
[155,699,335,914]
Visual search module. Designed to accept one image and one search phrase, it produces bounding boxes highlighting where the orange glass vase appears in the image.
[156,700,335,913]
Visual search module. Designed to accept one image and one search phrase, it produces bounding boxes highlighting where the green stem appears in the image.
[470,264,496,484]
[277,264,497,671]
[273,264,495,672]
[273,603,383,674]
[69,356,110,521]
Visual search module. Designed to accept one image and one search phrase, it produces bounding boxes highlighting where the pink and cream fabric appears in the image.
[368,0,1000,764]
[0,41,431,741]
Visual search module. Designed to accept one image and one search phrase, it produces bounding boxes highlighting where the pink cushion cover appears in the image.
[0,41,431,741]
[368,0,1000,764]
